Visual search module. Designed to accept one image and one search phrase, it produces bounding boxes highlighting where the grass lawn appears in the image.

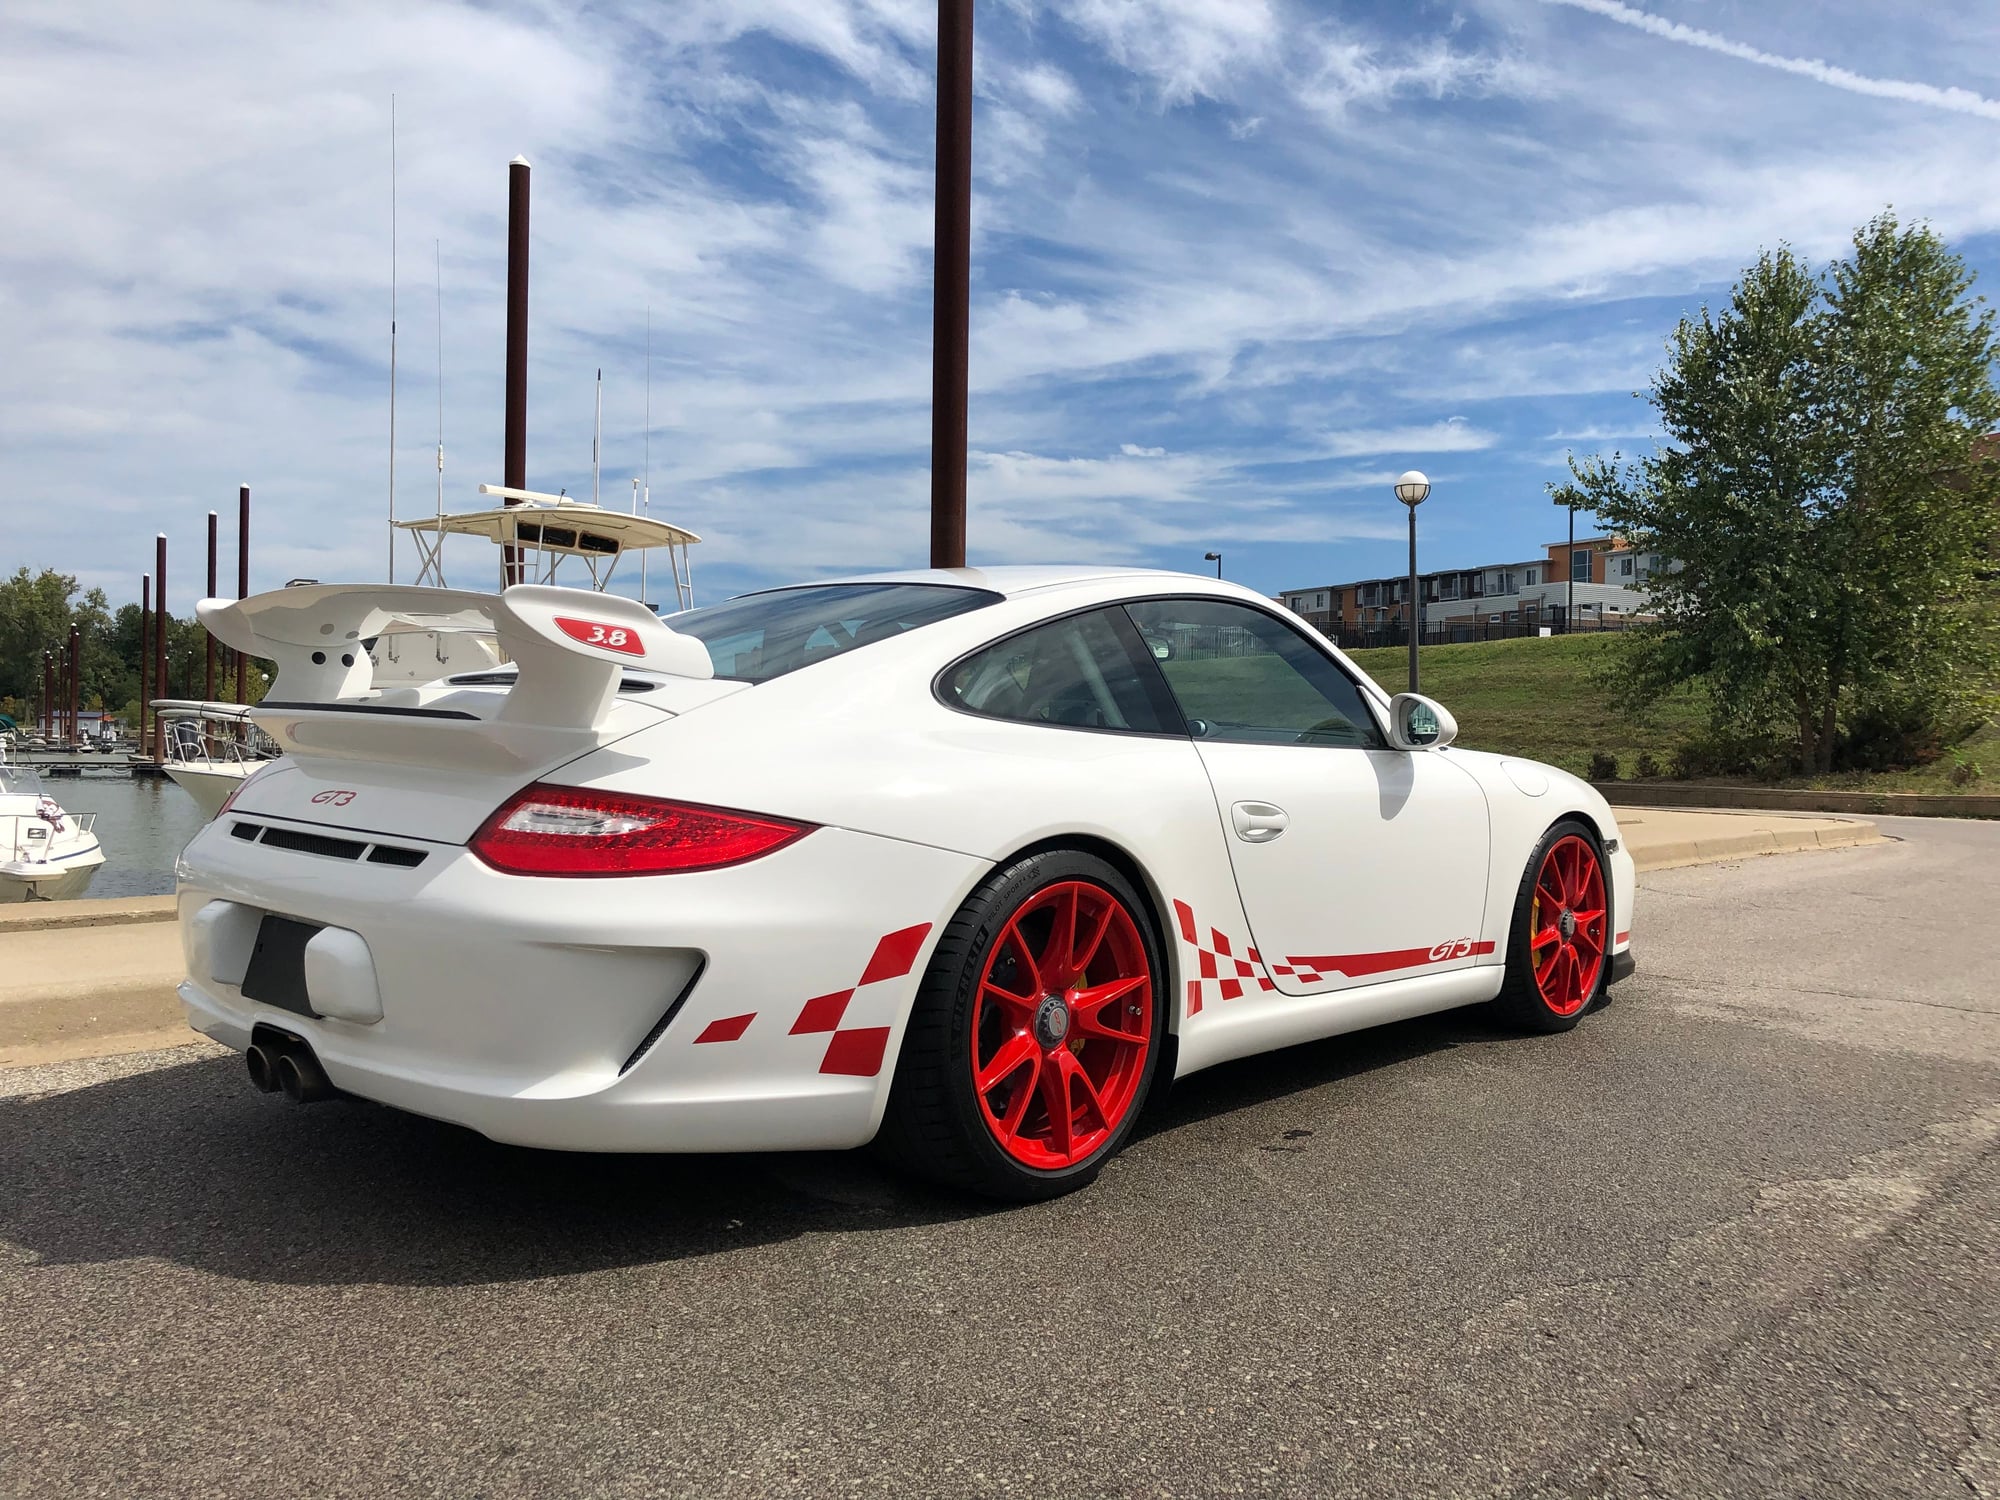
[1344,633,1999,794]
[1344,634,1703,781]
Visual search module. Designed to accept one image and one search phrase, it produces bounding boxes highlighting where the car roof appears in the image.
[759,564,1266,602]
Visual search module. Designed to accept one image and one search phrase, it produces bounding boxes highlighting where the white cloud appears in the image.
[1547,424,1661,442]
[1314,420,1496,458]
[1012,62,1085,116]
[1295,33,1546,120]
[7,0,2000,606]
[1064,0,1280,105]
[1542,0,2000,121]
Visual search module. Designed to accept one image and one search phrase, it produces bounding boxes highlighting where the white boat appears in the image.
[0,757,105,901]
[153,624,506,821]
[154,702,279,819]
[165,487,701,823]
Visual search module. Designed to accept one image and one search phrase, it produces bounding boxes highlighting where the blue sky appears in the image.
[6,0,2000,611]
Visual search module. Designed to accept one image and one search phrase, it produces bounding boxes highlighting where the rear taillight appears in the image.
[469,784,814,876]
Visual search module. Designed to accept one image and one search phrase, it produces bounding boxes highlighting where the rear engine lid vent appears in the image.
[229,819,430,870]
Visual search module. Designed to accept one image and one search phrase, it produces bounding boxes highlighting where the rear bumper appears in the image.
[175,814,988,1152]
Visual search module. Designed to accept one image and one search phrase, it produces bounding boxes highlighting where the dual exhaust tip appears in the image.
[245,1034,336,1104]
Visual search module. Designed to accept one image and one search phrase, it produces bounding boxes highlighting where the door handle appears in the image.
[1231,801,1288,843]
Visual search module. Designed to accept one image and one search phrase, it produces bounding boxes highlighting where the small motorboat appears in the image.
[0,757,105,901]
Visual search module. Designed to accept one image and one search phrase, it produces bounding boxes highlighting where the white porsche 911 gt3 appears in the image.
[178,567,1634,1200]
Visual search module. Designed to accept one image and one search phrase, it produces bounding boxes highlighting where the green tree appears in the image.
[0,567,118,716]
[1555,213,2000,774]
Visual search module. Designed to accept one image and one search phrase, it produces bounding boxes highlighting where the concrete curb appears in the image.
[0,895,177,933]
[1596,781,1999,820]
[1615,811,1884,873]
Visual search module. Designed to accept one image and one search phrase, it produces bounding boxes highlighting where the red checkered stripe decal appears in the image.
[691,922,932,1078]
[1281,939,1495,978]
[1173,899,1279,1016]
[1172,898,1497,1014]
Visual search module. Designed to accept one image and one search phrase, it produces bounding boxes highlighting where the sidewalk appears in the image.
[0,808,1884,1069]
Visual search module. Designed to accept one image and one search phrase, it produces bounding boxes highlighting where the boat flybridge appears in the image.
[397,484,698,605]
[161,486,702,817]
[0,752,105,902]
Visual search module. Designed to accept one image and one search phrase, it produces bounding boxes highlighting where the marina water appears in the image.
[50,773,211,898]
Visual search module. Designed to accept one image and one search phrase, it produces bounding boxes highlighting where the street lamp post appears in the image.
[1203,550,1222,579]
[1394,470,1430,693]
[1552,491,1585,635]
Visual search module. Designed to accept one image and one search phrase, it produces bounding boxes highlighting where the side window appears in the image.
[943,608,1179,735]
[1123,598,1383,749]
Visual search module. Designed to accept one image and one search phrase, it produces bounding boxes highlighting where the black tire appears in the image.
[1490,818,1612,1034]
[878,849,1168,1202]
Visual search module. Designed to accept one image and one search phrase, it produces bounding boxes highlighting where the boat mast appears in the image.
[435,239,444,527]
[388,94,399,584]
[642,307,651,611]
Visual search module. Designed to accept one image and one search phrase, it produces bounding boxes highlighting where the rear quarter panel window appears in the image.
[942,607,1178,735]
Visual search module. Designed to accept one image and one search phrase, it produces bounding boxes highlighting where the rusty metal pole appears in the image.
[154,533,168,763]
[140,575,151,749]
[929,0,973,569]
[205,511,218,702]
[502,156,531,588]
[236,486,250,705]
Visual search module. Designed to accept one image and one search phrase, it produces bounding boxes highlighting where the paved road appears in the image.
[3,817,1996,1499]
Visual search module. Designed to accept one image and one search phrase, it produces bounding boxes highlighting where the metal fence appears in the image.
[1316,612,1643,652]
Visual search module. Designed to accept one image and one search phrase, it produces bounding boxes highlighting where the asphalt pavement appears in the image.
[2,816,1995,1498]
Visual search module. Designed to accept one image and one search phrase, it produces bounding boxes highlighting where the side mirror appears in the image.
[1387,693,1457,751]
[1144,635,1175,662]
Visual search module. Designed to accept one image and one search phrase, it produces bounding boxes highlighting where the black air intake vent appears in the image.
[230,821,430,870]
[259,827,366,861]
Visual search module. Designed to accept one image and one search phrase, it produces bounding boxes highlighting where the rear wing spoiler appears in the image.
[196,584,712,733]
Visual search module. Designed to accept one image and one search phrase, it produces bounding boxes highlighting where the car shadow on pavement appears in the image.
[1136,1004,1506,1144]
[0,1050,996,1288]
[0,1008,1525,1289]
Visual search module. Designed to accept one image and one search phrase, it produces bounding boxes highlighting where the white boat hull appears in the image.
[165,763,251,820]
[0,837,105,902]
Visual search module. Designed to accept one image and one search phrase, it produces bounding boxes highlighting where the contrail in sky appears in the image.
[1543,0,2000,121]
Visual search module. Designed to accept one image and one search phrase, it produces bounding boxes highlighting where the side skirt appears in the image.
[1172,966,1505,1079]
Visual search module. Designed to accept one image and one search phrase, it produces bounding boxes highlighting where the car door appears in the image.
[1124,598,1491,997]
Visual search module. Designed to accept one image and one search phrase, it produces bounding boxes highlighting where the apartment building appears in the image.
[1278,535,1660,642]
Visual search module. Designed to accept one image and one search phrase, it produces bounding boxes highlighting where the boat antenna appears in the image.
[641,306,651,610]
[388,93,398,583]
[435,238,444,525]
[592,367,602,506]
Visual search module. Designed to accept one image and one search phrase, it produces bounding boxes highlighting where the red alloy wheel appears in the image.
[1530,834,1608,1017]
[970,881,1154,1170]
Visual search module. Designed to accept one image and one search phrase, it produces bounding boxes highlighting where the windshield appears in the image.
[0,763,45,797]
[666,583,1001,683]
